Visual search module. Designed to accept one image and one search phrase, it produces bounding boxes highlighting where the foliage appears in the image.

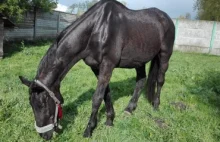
[68,0,98,15]
[194,0,220,21]
[27,0,57,12]
[178,13,191,20]
[0,42,220,141]
[0,0,26,21]
[0,0,57,21]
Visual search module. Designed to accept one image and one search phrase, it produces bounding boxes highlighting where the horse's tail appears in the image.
[146,55,159,103]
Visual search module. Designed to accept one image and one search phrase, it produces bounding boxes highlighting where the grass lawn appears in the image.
[0,42,220,142]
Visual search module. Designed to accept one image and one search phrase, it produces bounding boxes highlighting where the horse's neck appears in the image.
[35,2,106,88]
[36,18,95,87]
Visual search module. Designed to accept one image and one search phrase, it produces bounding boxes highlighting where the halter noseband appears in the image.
[34,80,63,134]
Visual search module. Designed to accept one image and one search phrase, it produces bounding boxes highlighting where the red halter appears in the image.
[58,104,63,119]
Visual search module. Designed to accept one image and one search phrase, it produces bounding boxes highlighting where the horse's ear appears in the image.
[19,76,32,87]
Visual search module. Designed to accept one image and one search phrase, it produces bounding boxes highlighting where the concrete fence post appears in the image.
[174,19,179,45]
[33,9,37,40]
[57,12,60,34]
[0,18,4,59]
[209,21,217,53]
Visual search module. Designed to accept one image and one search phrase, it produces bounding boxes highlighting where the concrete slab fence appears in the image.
[2,14,220,56]
[4,11,77,41]
[173,19,220,55]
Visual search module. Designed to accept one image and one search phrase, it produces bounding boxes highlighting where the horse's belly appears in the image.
[117,58,146,68]
[118,45,160,68]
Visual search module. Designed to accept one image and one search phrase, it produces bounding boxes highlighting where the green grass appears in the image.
[0,42,220,142]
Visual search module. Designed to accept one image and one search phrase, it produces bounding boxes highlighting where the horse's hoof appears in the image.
[83,128,92,138]
[124,110,132,115]
[83,132,92,138]
[153,106,159,111]
[105,121,113,127]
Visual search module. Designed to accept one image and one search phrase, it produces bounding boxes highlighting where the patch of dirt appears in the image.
[153,117,168,129]
[147,113,168,129]
[170,102,187,110]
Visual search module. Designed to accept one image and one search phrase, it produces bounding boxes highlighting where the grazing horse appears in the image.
[19,0,175,140]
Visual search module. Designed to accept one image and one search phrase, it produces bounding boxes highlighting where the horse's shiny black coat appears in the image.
[19,0,175,140]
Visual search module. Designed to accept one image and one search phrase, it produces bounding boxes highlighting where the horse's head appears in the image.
[19,76,63,140]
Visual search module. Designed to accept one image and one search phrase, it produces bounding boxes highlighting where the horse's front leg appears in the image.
[91,68,115,126]
[83,61,114,137]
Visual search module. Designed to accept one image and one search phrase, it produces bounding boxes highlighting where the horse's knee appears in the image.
[137,78,146,89]
[92,95,104,109]
[157,72,165,85]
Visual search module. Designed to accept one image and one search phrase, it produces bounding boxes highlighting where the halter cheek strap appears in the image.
[34,80,60,104]
[34,80,62,134]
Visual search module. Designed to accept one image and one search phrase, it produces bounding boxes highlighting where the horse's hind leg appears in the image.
[125,65,146,114]
[83,61,114,137]
[104,86,115,126]
[153,38,173,109]
[152,56,168,109]
[91,68,115,126]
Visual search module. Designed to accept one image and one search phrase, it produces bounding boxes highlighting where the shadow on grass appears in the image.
[186,70,220,140]
[61,77,137,132]
[187,70,220,110]
[3,40,53,58]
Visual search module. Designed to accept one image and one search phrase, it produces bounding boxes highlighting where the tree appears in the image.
[0,0,57,21]
[68,0,98,15]
[29,0,57,11]
[69,0,127,16]
[178,13,191,20]
[185,13,191,19]
[0,0,26,21]
[194,0,220,21]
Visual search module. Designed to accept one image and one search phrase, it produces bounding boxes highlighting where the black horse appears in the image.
[19,0,175,140]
